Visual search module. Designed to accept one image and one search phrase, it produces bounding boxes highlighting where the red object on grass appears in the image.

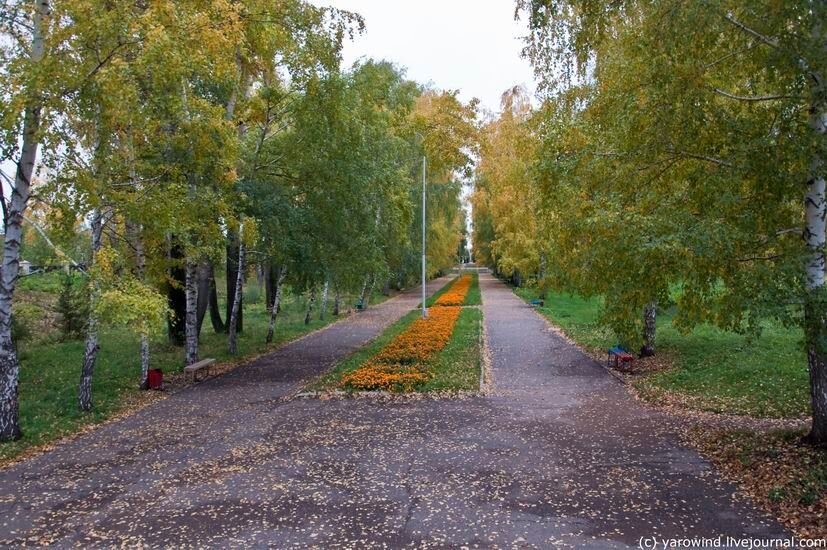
[147,368,163,390]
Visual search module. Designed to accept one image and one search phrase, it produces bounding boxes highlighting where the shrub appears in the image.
[11,303,44,343]
[56,273,89,340]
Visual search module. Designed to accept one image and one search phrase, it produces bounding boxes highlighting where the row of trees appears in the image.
[474,0,827,442]
[0,1,476,441]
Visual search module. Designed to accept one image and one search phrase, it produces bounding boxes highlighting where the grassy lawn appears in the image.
[513,286,809,419]
[313,307,482,393]
[0,278,382,464]
[463,272,481,306]
[419,307,482,391]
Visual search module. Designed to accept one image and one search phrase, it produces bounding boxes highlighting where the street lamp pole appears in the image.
[421,155,427,319]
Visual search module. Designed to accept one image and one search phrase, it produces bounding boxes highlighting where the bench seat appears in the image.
[184,358,217,382]
[607,347,635,371]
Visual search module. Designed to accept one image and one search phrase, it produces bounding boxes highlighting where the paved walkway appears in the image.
[0,274,784,548]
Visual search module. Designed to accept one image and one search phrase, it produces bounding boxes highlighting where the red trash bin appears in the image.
[147,368,163,390]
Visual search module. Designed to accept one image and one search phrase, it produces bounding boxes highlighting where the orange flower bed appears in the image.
[433,275,472,307]
[340,363,432,392]
[341,306,462,392]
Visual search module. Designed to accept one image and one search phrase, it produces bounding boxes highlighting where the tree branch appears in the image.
[722,14,779,50]
[712,88,795,102]
[736,254,782,263]
[670,149,734,168]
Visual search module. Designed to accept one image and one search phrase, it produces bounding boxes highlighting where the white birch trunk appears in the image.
[78,210,104,411]
[228,232,245,354]
[184,259,199,366]
[0,0,50,440]
[805,64,827,442]
[130,222,151,389]
[265,266,286,344]
[319,278,330,320]
[358,278,368,308]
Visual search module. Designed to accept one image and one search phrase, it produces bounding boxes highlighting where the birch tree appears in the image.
[0,0,52,440]
[517,0,827,442]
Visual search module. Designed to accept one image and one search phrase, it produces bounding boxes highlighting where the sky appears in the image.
[311,0,536,116]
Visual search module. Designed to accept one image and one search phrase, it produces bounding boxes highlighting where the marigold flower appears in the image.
[341,297,465,391]
[433,275,472,307]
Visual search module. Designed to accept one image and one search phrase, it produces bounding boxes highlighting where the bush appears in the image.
[244,283,261,304]
[11,303,43,343]
[56,273,89,340]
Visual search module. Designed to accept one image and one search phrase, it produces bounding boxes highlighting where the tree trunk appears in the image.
[226,229,243,333]
[184,259,198,366]
[166,239,186,345]
[805,75,827,444]
[539,253,547,300]
[129,221,151,390]
[333,287,340,316]
[367,276,376,307]
[264,262,278,312]
[304,287,317,325]
[0,0,50,441]
[359,275,373,309]
[195,260,212,335]
[319,278,330,320]
[208,270,224,333]
[640,303,657,357]
[256,264,265,293]
[78,210,104,412]
[265,266,286,344]
[228,235,245,355]
[358,278,367,307]
[139,336,150,388]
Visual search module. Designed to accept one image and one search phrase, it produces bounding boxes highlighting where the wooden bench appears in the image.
[607,346,635,371]
[184,358,217,383]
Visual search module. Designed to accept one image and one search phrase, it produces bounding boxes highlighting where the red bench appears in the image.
[607,346,635,371]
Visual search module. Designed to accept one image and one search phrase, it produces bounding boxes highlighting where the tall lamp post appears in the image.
[421,156,427,319]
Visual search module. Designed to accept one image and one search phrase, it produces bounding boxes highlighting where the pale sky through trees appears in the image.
[311,0,536,115]
[310,1,536,252]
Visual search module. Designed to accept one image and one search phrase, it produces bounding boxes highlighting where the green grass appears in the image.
[313,305,482,393]
[17,270,74,294]
[0,282,370,463]
[514,286,809,419]
[418,307,482,391]
[463,273,481,306]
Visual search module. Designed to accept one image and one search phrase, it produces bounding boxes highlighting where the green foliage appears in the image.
[17,271,66,294]
[56,273,89,341]
[11,303,43,344]
[483,1,827,358]
[91,247,169,338]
